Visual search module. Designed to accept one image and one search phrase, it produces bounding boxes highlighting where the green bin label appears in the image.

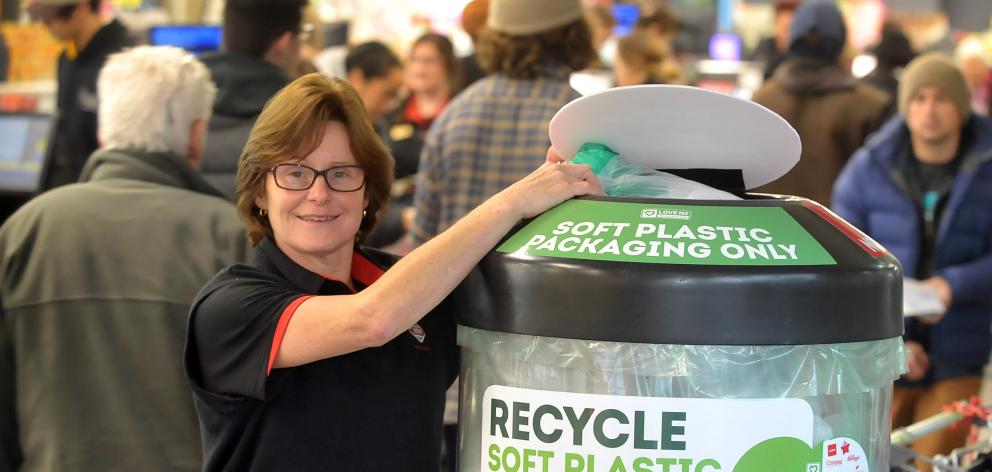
[497,200,835,266]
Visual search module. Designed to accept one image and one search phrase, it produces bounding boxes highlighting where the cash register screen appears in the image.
[0,113,51,194]
[149,25,222,54]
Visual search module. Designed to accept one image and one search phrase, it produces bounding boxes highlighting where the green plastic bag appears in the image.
[571,142,740,200]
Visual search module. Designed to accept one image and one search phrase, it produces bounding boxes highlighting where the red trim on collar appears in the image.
[404,95,448,129]
[351,251,386,287]
[267,295,314,375]
[314,273,355,292]
[312,251,387,290]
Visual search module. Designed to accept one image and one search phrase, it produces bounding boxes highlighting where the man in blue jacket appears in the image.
[833,53,992,462]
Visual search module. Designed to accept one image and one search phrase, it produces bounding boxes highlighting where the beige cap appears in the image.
[487,0,583,36]
[898,52,971,122]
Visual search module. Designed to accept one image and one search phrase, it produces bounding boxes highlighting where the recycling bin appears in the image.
[454,86,907,472]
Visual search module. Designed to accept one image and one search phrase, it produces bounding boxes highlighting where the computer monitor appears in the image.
[148,25,222,54]
[324,21,349,48]
[0,112,51,195]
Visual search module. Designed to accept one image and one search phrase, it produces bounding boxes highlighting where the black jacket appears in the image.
[201,53,290,199]
[43,19,131,190]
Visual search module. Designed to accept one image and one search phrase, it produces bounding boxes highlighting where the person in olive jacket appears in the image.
[0,46,248,472]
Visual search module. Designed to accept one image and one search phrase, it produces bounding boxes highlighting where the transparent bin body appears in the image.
[458,326,907,471]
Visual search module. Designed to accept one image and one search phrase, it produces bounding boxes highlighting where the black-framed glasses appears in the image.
[270,164,366,192]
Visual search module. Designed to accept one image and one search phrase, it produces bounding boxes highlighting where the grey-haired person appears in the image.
[0,46,248,472]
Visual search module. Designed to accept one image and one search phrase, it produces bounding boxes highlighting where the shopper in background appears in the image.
[613,30,684,86]
[833,53,992,469]
[749,0,800,80]
[0,46,248,472]
[27,0,131,190]
[344,41,405,129]
[411,0,595,244]
[752,1,889,206]
[954,35,991,116]
[458,0,489,90]
[862,21,917,118]
[183,73,600,471]
[391,34,458,180]
[199,0,308,199]
[368,33,459,248]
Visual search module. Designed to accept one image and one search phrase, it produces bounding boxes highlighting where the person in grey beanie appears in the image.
[833,52,992,468]
[752,1,890,206]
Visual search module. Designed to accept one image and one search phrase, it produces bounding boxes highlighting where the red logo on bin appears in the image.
[841,442,850,454]
[827,443,837,457]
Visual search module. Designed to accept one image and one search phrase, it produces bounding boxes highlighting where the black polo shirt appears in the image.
[184,237,459,471]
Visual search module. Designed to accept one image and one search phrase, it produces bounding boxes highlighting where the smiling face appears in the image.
[255,121,368,268]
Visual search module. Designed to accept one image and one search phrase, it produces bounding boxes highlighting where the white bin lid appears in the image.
[549,85,801,190]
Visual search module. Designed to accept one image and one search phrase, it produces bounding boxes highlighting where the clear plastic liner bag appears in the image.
[570,142,742,200]
[457,326,907,472]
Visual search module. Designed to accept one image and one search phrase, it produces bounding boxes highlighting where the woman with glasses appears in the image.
[183,73,600,471]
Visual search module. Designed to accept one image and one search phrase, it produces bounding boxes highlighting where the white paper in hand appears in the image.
[903,278,946,317]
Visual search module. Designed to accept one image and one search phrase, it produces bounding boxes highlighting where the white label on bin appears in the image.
[480,385,830,472]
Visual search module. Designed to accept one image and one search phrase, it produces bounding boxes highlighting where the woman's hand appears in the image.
[495,148,604,221]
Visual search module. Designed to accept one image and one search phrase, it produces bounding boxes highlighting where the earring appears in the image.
[259,208,268,217]
[362,210,367,218]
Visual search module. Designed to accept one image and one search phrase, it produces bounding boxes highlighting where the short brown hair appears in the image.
[223,0,307,57]
[476,19,595,80]
[585,6,617,31]
[236,73,394,245]
[635,7,679,35]
[617,31,684,84]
